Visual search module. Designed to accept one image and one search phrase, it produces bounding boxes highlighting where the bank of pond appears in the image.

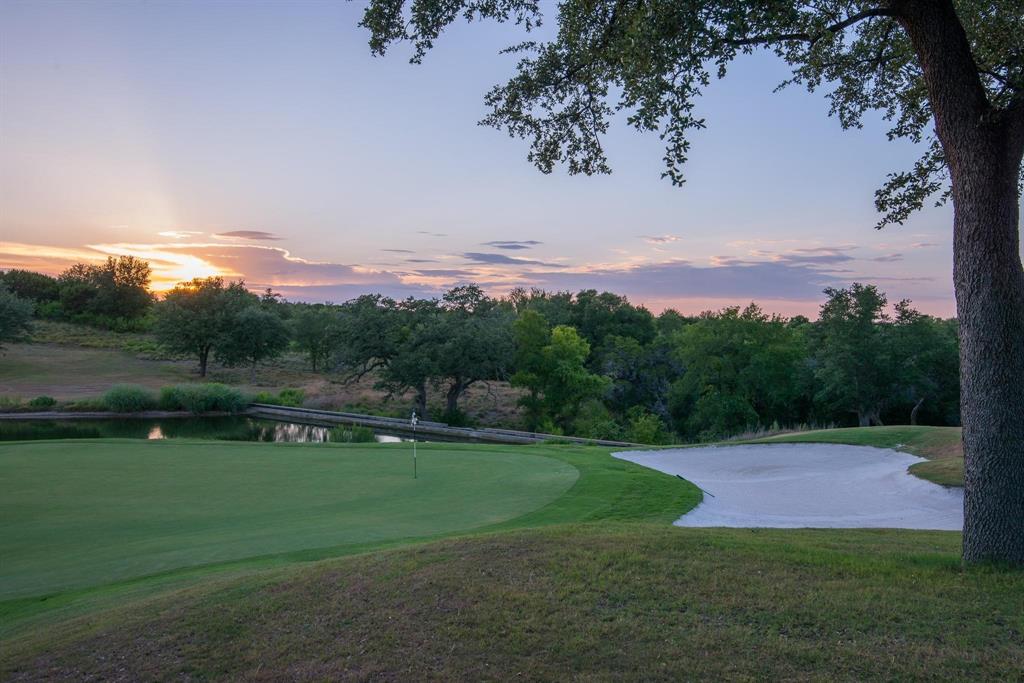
[0,416,410,444]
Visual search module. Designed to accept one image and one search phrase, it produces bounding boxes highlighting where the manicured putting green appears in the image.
[0,439,578,599]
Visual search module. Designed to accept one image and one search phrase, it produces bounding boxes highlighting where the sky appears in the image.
[0,0,985,318]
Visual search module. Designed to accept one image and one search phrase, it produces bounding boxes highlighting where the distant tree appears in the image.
[655,309,692,337]
[511,317,608,432]
[434,288,514,417]
[509,309,552,430]
[507,288,574,326]
[292,305,338,372]
[570,290,657,354]
[331,295,402,379]
[57,256,152,321]
[669,304,807,439]
[887,301,960,425]
[541,325,610,430]
[0,283,34,349]
[0,270,59,305]
[154,278,255,377]
[376,298,442,418]
[360,0,1024,565]
[813,284,892,427]
[217,306,291,380]
[600,335,679,421]
[332,295,439,418]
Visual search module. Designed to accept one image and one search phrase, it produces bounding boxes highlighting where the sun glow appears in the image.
[87,243,227,290]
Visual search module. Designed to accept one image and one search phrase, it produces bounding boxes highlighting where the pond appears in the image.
[0,416,411,443]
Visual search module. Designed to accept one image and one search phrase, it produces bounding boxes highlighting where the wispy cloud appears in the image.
[871,253,904,263]
[462,252,566,268]
[382,248,415,253]
[640,234,682,244]
[213,230,281,241]
[158,230,203,239]
[411,268,478,278]
[417,231,448,238]
[481,240,543,250]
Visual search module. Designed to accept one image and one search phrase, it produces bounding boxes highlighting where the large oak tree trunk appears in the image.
[953,157,1024,565]
[897,0,1024,564]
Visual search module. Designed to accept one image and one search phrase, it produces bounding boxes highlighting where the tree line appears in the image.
[1,262,959,442]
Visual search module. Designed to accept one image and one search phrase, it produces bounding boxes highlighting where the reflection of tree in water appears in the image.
[0,421,103,441]
[1,417,358,443]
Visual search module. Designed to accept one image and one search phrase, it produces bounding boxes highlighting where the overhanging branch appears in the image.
[729,8,896,48]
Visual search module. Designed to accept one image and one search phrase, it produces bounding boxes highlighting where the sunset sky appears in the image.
[1,0,988,317]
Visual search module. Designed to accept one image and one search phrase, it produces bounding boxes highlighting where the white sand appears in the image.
[615,444,963,530]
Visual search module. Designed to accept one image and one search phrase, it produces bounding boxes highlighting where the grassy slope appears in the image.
[0,441,699,638]
[4,526,1022,681]
[4,322,526,422]
[749,425,965,487]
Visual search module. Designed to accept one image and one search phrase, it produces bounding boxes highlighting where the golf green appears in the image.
[0,439,578,599]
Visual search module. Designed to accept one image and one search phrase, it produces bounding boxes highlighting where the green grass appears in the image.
[4,525,1021,680]
[0,440,576,600]
[0,440,699,637]
[749,425,964,487]
[3,432,1007,679]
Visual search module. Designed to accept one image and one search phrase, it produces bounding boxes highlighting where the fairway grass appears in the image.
[4,525,1021,680]
[750,425,964,487]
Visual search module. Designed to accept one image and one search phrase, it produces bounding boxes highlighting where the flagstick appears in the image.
[411,410,418,479]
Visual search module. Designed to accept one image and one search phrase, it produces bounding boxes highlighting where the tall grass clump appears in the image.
[159,383,249,414]
[103,385,158,413]
[329,425,377,443]
[252,388,305,408]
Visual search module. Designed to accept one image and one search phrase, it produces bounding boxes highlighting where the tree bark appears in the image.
[910,397,925,426]
[199,347,209,378]
[414,383,428,421]
[952,157,1024,565]
[896,0,1024,564]
[446,378,468,415]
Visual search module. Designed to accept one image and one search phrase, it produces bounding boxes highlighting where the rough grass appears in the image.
[0,343,193,400]
[750,425,964,487]
[3,525,1020,681]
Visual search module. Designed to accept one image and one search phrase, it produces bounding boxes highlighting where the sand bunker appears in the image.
[615,444,962,530]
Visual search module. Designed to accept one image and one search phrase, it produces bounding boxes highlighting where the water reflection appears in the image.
[0,417,410,444]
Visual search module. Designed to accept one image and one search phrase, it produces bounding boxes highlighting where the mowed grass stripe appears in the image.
[0,439,580,600]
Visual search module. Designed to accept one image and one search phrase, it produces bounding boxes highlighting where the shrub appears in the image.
[438,407,472,427]
[28,396,57,409]
[159,383,249,414]
[572,399,623,441]
[329,425,377,443]
[103,385,157,413]
[243,388,303,407]
[0,396,24,412]
[64,397,108,412]
[626,408,671,445]
[276,388,305,407]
